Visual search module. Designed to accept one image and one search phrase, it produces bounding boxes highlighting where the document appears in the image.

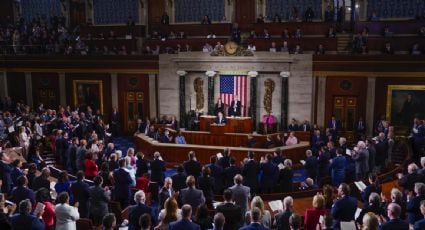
[268,200,283,212]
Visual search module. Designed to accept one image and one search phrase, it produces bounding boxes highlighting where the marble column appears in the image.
[177,70,187,128]
[366,77,376,136]
[24,72,33,106]
[59,73,66,106]
[0,72,8,98]
[148,74,157,118]
[248,71,258,131]
[110,73,118,109]
[280,72,290,131]
[316,76,327,127]
[206,71,216,115]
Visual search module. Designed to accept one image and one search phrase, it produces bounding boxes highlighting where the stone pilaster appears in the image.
[280,71,290,130]
[177,70,187,128]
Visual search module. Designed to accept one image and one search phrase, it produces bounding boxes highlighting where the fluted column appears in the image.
[206,71,216,115]
[177,70,187,128]
[248,71,258,131]
[280,71,290,131]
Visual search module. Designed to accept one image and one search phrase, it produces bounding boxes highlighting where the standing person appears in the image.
[150,152,166,186]
[89,176,110,226]
[113,158,133,208]
[158,177,174,210]
[352,141,369,181]
[128,191,155,230]
[216,189,242,230]
[70,171,90,218]
[330,148,347,187]
[229,174,250,219]
[304,150,317,184]
[10,199,45,230]
[242,151,260,196]
[260,154,278,194]
[179,176,205,213]
[197,167,214,206]
[207,156,223,195]
[55,192,80,230]
[110,107,120,137]
[35,188,55,230]
[331,183,357,229]
[169,204,200,230]
[18,126,30,159]
[228,96,241,117]
[215,98,225,115]
[304,195,329,230]
[278,159,294,193]
[183,151,202,179]
[240,207,268,230]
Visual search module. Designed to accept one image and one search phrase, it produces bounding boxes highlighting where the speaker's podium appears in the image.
[209,123,226,135]
[200,115,253,133]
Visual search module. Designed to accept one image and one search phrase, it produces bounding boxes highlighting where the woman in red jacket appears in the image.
[304,194,330,230]
[84,152,98,180]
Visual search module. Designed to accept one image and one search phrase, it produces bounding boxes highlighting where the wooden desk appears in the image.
[199,116,253,133]
[135,134,310,165]
[144,38,227,51]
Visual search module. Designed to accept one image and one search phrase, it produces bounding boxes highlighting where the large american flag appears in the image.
[219,75,247,116]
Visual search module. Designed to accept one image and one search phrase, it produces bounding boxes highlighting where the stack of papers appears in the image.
[268,200,283,212]
[300,160,306,165]
[340,221,356,230]
[354,181,366,191]
[278,163,285,170]
[216,153,223,159]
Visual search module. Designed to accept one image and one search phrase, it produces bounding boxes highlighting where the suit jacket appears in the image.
[288,123,299,131]
[32,175,50,192]
[113,168,132,202]
[229,184,250,215]
[171,172,187,192]
[216,202,242,230]
[242,160,260,192]
[128,203,155,230]
[407,195,425,224]
[300,123,311,132]
[352,149,369,174]
[328,119,342,132]
[150,159,165,184]
[0,160,12,193]
[70,180,90,218]
[10,186,35,205]
[207,163,223,194]
[217,156,230,169]
[379,218,409,230]
[275,210,292,230]
[355,120,366,134]
[10,213,45,230]
[228,100,241,116]
[169,219,200,230]
[304,156,318,180]
[158,186,174,209]
[179,187,205,212]
[183,160,202,178]
[331,195,357,228]
[223,165,241,188]
[214,102,225,115]
[88,185,110,217]
[260,162,278,190]
[414,218,425,230]
[400,173,425,192]
[215,116,227,125]
[197,176,214,203]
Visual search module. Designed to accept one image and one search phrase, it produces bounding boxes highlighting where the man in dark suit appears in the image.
[158,177,174,209]
[183,151,202,179]
[169,204,200,230]
[399,163,425,192]
[375,133,388,170]
[10,176,35,206]
[228,96,241,117]
[110,107,120,137]
[242,151,260,195]
[216,189,242,230]
[288,118,299,132]
[223,158,241,188]
[217,148,231,169]
[274,196,293,230]
[260,154,278,193]
[311,129,324,154]
[380,203,409,230]
[300,120,311,132]
[331,183,357,229]
[150,152,166,186]
[229,174,250,220]
[207,156,224,195]
[407,182,425,225]
[0,151,12,194]
[70,171,90,218]
[32,167,50,192]
[128,190,156,230]
[113,158,133,208]
[171,165,187,192]
[352,141,369,181]
[179,176,205,212]
[10,199,44,230]
[328,115,342,136]
[240,207,268,230]
[304,150,317,182]
[414,200,425,230]
[355,117,366,140]
[215,112,227,125]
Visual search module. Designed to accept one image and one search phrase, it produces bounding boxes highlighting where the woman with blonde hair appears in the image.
[155,197,182,230]
[245,196,271,228]
[126,147,136,166]
[362,212,379,230]
[304,194,329,230]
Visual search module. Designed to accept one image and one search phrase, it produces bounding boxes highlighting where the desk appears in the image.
[199,116,253,133]
[135,134,309,165]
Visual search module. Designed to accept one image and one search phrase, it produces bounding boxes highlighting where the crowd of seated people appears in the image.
[0,96,425,229]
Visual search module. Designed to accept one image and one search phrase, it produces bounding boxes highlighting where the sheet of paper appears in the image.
[355,208,362,219]
[340,221,356,230]
[268,200,283,212]
[300,160,306,165]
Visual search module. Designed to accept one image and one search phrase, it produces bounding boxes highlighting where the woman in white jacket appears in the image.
[18,126,30,159]
[55,192,80,230]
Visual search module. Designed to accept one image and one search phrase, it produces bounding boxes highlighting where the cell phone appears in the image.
[34,202,45,215]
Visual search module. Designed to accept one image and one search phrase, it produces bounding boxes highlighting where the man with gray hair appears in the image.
[128,190,155,230]
[159,177,174,209]
[240,207,268,230]
[352,140,369,180]
[399,163,424,192]
[380,203,408,229]
[10,199,45,229]
[414,200,425,230]
[355,192,384,224]
[407,182,425,225]
[274,196,293,230]
[229,174,250,216]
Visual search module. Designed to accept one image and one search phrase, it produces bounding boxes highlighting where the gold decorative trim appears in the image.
[386,85,425,122]
[218,71,250,75]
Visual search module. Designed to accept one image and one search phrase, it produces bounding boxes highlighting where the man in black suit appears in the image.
[300,120,311,132]
[10,199,44,229]
[242,151,260,195]
[355,117,366,140]
[407,182,425,225]
[207,156,224,195]
[215,189,242,230]
[228,96,242,117]
[183,151,202,179]
[128,190,156,230]
[399,163,425,192]
[304,150,317,182]
[260,154,278,193]
[158,177,174,209]
[171,165,187,192]
[179,176,205,212]
[70,171,90,218]
[380,203,409,230]
[113,158,133,208]
[150,152,166,186]
[0,151,12,194]
[223,158,241,188]
[110,107,120,137]
[215,112,227,125]
[217,148,231,169]
[288,118,299,132]
[32,167,50,192]
[375,133,388,170]
[328,115,342,136]
[331,183,357,229]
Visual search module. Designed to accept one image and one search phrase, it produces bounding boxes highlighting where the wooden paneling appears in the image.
[65,73,112,121]
[324,77,368,127]
[69,1,86,27]
[235,0,256,24]
[366,36,425,51]
[6,72,26,103]
[375,77,425,121]
[148,0,166,25]
[31,73,59,108]
[0,0,14,22]
[251,22,336,36]
[144,38,227,51]
[80,25,146,38]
